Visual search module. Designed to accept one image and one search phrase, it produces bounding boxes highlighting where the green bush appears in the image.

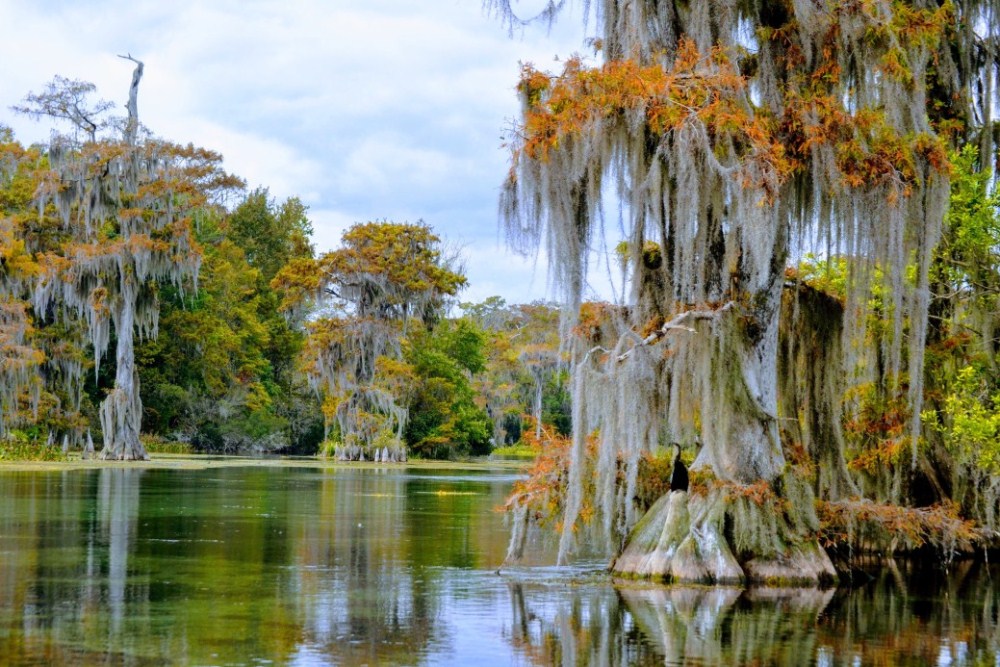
[490,443,538,460]
[0,432,67,461]
[141,435,194,455]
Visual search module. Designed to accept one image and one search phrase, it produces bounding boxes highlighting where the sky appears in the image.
[0,0,620,305]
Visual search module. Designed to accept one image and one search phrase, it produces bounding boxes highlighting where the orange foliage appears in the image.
[516,24,952,202]
[518,40,793,198]
[572,301,618,344]
[817,498,980,554]
[690,472,789,510]
[270,257,323,313]
[845,383,911,473]
[502,418,596,531]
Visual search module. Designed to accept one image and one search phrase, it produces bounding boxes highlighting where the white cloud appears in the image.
[458,243,553,305]
[306,208,356,255]
[0,0,600,304]
[339,133,457,199]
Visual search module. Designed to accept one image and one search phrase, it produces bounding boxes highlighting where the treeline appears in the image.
[0,72,568,459]
[268,217,569,460]
[136,189,322,453]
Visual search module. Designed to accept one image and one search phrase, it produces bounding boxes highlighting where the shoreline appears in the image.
[0,453,530,472]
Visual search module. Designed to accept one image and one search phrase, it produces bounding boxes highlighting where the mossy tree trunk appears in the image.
[612,267,837,584]
[15,58,239,459]
[99,275,145,460]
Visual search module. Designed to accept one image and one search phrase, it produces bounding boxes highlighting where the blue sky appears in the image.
[0,1,620,305]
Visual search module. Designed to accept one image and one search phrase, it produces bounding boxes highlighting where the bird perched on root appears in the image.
[669,442,688,493]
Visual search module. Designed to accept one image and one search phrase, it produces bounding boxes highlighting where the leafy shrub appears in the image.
[0,432,67,461]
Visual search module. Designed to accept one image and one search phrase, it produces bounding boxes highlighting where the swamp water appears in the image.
[0,462,998,666]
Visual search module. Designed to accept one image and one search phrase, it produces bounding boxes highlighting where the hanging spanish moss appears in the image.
[0,297,42,435]
[305,317,410,462]
[494,0,999,582]
[778,281,858,501]
[2,137,92,446]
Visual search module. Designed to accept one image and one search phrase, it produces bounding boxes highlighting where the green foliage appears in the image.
[936,145,1000,306]
[431,318,486,374]
[541,370,571,436]
[490,443,538,460]
[926,365,1000,473]
[404,319,491,458]
[139,230,279,446]
[137,193,321,454]
[922,145,1000,480]
[0,432,67,461]
[140,434,194,455]
[226,188,313,284]
[796,253,849,300]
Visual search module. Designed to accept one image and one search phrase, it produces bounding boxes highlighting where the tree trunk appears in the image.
[614,258,836,585]
[695,307,786,484]
[99,277,147,460]
[778,284,859,501]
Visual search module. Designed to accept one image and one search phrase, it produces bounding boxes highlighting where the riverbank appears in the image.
[0,453,530,472]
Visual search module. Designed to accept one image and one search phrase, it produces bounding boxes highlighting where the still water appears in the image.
[0,463,998,666]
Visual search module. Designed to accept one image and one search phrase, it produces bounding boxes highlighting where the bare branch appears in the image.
[12,76,113,142]
[617,301,734,362]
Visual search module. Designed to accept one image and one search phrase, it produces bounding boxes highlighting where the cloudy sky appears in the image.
[0,1,622,304]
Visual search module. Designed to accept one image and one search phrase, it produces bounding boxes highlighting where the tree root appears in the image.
[613,474,837,586]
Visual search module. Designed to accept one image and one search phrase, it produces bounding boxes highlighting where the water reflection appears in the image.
[504,563,1000,666]
[290,470,445,664]
[98,468,143,632]
[1,465,999,665]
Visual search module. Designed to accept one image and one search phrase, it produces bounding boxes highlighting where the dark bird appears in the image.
[669,442,688,492]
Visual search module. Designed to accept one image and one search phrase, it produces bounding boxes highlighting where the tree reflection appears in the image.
[505,565,1000,666]
[97,468,143,633]
[289,469,440,664]
[0,468,149,663]
[285,469,514,664]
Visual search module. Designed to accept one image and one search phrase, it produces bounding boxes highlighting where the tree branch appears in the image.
[581,345,612,364]
[617,301,734,362]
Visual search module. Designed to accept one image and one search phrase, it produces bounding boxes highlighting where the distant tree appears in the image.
[226,187,313,284]
[404,318,491,458]
[463,298,568,444]
[274,220,466,461]
[0,136,45,436]
[138,191,321,453]
[1,129,97,451]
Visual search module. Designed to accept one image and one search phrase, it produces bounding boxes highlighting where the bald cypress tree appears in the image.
[15,58,240,459]
[274,221,466,462]
[492,1,998,582]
